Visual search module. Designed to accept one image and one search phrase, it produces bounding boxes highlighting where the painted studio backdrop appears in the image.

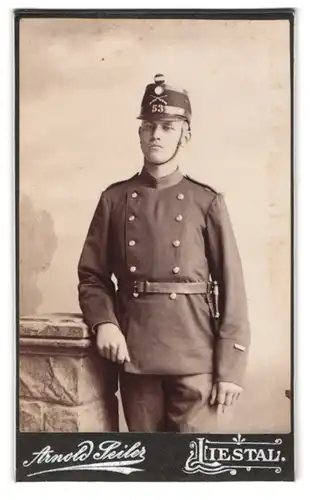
[19,18,291,433]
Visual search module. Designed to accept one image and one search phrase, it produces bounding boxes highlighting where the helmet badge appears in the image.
[154,85,164,95]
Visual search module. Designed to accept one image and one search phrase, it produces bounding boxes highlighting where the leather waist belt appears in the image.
[121,281,208,295]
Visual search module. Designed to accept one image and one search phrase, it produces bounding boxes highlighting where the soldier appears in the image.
[78,74,250,432]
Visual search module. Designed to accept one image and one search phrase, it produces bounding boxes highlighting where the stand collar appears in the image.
[139,166,183,189]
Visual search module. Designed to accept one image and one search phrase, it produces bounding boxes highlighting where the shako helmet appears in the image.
[137,73,192,125]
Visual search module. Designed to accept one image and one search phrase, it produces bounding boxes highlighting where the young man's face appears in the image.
[139,119,189,165]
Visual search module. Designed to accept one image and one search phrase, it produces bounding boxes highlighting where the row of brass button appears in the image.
[131,191,185,200]
[128,191,185,297]
[128,213,183,223]
[129,266,180,275]
[128,239,181,248]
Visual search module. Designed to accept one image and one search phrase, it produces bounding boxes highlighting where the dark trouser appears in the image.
[120,372,217,433]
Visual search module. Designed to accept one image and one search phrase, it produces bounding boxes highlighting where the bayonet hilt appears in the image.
[213,280,220,319]
[206,276,220,332]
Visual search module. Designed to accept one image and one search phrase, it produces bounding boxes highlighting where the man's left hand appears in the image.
[210,382,243,413]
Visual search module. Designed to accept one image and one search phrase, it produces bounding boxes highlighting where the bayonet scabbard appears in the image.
[206,277,220,332]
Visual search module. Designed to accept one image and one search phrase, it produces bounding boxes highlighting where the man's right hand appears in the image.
[96,323,131,364]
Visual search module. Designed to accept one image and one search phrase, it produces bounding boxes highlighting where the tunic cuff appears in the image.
[214,337,249,387]
[91,319,121,335]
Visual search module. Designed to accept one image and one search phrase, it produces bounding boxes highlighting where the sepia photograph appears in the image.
[16,9,294,481]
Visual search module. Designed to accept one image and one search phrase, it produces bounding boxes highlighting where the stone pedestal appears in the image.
[19,314,119,432]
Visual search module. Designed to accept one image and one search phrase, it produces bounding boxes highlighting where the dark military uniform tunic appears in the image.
[78,73,250,432]
[78,166,250,388]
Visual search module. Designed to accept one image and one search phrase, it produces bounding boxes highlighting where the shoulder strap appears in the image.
[184,174,218,194]
[105,172,139,192]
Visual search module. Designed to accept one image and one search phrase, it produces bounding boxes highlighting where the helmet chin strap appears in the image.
[150,128,183,166]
